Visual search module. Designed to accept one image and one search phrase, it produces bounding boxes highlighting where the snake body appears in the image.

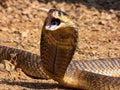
[0,9,120,90]
[64,59,120,90]
[40,9,120,90]
[0,45,49,79]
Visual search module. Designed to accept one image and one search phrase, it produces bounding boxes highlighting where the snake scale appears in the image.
[0,9,120,90]
[0,45,49,79]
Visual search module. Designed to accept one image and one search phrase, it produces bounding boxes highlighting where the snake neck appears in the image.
[40,26,78,82]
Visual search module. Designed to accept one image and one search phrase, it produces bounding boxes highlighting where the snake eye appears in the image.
[45,18,61,31]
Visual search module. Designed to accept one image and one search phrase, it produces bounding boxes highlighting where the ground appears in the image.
[0,0,120,90]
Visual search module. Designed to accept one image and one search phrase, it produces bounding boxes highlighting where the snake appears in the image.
[0,9,120,90]
[0,45,49,79]
[40,9,120,90]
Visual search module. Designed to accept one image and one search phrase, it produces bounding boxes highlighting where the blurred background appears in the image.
[0,0,120,89]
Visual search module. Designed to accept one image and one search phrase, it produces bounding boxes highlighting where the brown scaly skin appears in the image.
[0,45,49,79]
[1,47,120,89]
[40,9,78,81]
[40,9,120,90]
[1,46,120,89]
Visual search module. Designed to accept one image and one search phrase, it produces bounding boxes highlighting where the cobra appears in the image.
[0,9,120,90]
[40,9,120,90]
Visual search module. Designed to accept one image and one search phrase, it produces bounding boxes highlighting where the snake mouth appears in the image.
[45,17,61,31]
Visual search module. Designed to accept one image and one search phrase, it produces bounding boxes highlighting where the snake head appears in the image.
[44,9,75,31]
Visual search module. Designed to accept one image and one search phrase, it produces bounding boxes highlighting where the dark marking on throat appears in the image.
[53,44,57,74]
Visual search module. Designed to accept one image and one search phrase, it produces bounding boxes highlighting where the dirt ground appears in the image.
[0,0,120,90]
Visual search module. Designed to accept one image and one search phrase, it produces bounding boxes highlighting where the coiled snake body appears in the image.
[40,9,120,90]
[0,9,120,90]
[0,45,49,79]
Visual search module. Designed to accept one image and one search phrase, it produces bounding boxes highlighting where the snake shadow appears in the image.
[0,79,80,90]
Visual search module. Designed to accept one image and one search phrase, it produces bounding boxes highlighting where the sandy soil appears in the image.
[0,0,120,89]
